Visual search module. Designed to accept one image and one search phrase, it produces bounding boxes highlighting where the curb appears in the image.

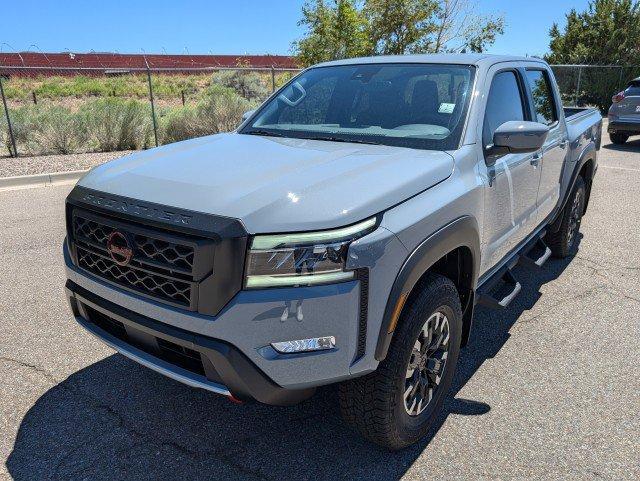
[0,169,88,191]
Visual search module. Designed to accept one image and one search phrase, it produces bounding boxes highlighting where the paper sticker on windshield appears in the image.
[438,103,455,114]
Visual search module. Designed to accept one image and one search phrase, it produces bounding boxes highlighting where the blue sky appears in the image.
[2,0,590,57]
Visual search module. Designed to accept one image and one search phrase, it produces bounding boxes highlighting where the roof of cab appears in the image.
[313,53,546,68]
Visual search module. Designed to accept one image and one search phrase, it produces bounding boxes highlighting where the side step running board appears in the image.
[476,232,555,311]
[476,268,521,310]
[520,238,552,268]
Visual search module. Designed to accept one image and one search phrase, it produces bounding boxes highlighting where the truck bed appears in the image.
[563,107,602,153]
[563,106,599,122]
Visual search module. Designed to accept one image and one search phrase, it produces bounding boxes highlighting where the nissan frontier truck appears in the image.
[64,54,602,449]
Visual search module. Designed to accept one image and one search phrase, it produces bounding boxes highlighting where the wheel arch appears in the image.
[374,216,481,361]
[578,155,596,214]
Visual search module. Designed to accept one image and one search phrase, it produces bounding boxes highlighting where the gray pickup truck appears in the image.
[64,54,602,449]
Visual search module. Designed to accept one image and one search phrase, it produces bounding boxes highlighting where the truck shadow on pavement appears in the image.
[603,137,640,151]
[6,239,580,481]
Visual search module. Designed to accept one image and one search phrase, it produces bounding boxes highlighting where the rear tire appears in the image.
[338,274,462,450]
[547,176,586,258]
[609,133,628,145]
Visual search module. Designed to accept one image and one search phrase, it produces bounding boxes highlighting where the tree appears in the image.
[363,0,440,55]
[546,0,640,112]
[293,0,505,66]
[292,1,371,66]
[546,0,640,65]
[428,0,505,54]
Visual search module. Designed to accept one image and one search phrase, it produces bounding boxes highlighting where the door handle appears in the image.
[530,153,541,166]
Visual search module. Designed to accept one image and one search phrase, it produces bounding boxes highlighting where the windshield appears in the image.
[240,63,475,150]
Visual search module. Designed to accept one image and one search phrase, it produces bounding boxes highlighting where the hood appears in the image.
[78,133,454,233]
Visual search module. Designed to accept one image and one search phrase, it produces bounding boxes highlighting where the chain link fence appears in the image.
[0,64,299,158]
[550,64,640,112]
[2,62,640,158]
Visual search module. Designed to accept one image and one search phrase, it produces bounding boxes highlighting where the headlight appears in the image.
[245,217,377,289]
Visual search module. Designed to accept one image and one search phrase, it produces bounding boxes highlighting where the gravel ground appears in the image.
[0,151,133,178]
[0,138,639,481]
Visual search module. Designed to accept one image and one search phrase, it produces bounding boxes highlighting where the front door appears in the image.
[480,69,542,274]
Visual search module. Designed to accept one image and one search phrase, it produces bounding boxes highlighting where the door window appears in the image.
[482,71,526,148]
[525,70,558,126]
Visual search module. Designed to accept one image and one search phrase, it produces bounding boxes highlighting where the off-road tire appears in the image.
[547,176,586,258]
[609,133,628,145]
[338,274,462,450]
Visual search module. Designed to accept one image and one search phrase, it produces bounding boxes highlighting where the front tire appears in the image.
[338,274,462,450]
[547,176,586,258]
[609,133,628,145]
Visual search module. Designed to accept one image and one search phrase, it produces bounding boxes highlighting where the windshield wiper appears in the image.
[303,135,381,146]
[244,129,285,138]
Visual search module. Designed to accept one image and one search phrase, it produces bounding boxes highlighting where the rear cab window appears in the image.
[524,69,558,127]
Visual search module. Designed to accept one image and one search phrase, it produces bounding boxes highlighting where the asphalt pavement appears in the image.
[1,137,639,481]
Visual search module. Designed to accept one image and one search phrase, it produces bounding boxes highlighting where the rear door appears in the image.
[523,68,568,221]
[480,68,542,274]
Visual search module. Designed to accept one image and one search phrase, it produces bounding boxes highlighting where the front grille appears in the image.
[66,186,249,316]
[71,208,206,309]
[73,215,195,274]
[77,247,193,305]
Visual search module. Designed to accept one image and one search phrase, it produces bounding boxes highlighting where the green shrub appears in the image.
[0,106,34,156]
[1,82,259,155]
[211,70,271,101]
[29,106,79,154]
[160,86,255,145]
[160,105,203,144]
[0,105,81,155]
[197,85,256,131]
[79,98,152,151]
[0,109,9,155]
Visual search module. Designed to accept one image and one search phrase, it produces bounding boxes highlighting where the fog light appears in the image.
[271,336,336,354]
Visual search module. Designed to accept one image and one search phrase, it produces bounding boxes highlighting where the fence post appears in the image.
[574,66,583,106]
[618,66,624,89]
[0,75,18,158]
[145,66,159,147]
[271,66,276,93]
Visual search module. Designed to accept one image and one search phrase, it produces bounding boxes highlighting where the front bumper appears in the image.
[66,280,315,405]
[64,241,368,402]
[608,119,640,134]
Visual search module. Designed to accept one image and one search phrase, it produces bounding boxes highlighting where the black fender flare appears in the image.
[374,216,481,361]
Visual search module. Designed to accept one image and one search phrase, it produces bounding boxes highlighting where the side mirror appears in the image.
[486,120,550,164]
[241,109,256,122]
